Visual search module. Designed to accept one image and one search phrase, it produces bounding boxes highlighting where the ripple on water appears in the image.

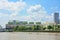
[0,32,60,40]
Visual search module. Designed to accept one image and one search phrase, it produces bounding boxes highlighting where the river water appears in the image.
[0,32,60,40]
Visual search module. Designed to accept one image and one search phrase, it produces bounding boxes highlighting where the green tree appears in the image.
[34,25,41,30]
[29,22,34,24]
[43,27,46,30]
[32,26,35,31]
[56,25,60,31]
[47,25,53,31]
[36,22,41,24]
[14,26,19,31]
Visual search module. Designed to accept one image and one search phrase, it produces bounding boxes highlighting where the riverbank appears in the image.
[7,30,60,33]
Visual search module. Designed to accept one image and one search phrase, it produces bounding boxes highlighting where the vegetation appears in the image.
[6,20,60,32]
[10,24,60,32]
[47,25,53,31]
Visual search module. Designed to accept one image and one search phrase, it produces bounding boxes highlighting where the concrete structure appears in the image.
[54,12,59,24]
[6,21,41,31]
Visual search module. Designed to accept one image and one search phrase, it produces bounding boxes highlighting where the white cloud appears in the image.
[0,0,54,28]
[0,0,26,17]
[0,13,9,17]
[0,0,26,28]
[51,6,58,11]
[27,5,46,15]
[27,4,46,21]
[0,0,26,11]
[26,4,54,23]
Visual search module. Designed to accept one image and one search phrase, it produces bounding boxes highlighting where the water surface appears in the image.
[0,32,60,40]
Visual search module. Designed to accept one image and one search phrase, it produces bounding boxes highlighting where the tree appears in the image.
[36,22,41,24]
[32,26,35,31]
[34,25,41,30]
[26,27,32,31]
[14,26,19,31]
[19,26,27,31]
[47,25,53,31]
[56,25,60,31]
[29,22,34,24]
[43,27,46,30]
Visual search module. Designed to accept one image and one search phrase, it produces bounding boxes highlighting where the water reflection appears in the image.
[0,32,60,40]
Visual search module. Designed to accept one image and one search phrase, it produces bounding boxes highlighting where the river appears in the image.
[0,32,60,40]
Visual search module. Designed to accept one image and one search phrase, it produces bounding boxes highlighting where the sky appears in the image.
[0,0,60,28]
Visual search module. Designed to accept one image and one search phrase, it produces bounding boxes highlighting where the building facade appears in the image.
[6,20,41,31]
[54,12,59,24]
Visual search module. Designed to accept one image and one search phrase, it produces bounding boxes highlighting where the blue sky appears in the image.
[8,0,60,15]
[0,0,60,28]
[8,0,60,14]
